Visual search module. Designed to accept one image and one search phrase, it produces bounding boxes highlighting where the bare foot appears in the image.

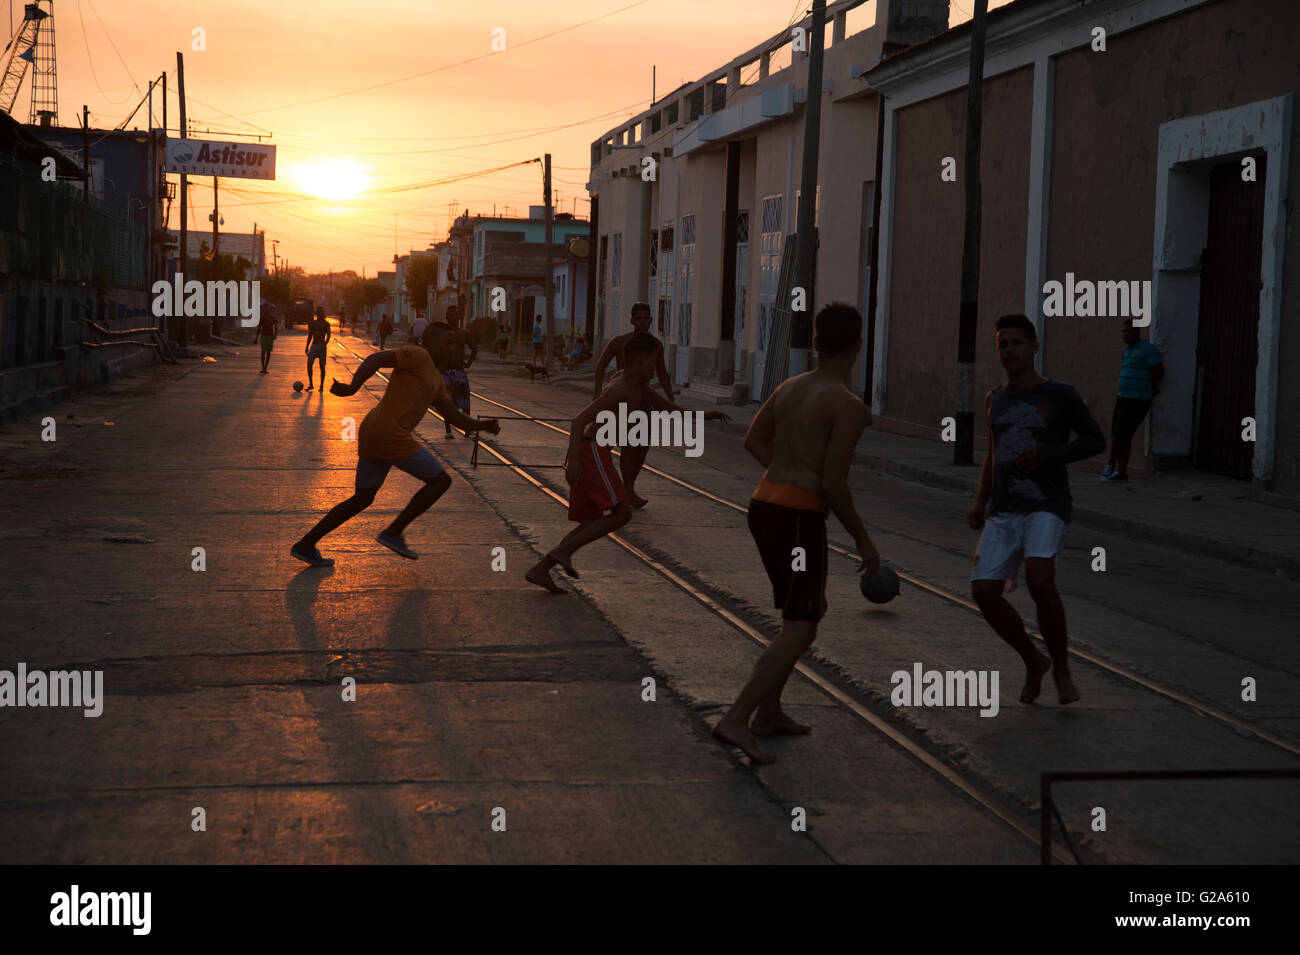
[712,719,775,764]
[629,494,648,509]
[1019,653,1052,703]
[751,710,811,736]
[525,562,565,594]
[548,550,579,578]
[1055,673,1081,705]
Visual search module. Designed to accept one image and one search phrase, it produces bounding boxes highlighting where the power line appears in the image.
[241,0,651,116]
[83,0,140,95]
[75,0,132,105]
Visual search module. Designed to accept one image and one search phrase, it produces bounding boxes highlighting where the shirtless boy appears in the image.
[526,332,727,592]
[713,303,880,764]
[591,302,673,507]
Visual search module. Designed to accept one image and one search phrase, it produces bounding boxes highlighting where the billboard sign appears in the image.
[165,138,276,180]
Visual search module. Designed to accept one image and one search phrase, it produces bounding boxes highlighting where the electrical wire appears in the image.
[74,0,132,104]
[242,0,651,117]
[84,0,140,96]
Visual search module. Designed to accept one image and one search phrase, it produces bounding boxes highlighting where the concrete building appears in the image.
[1,113,154,419]
[552,235,590,335]
[586,0,942,400]
[165,228,265,279]
[866,0,1299,500]
[445,208,589,342]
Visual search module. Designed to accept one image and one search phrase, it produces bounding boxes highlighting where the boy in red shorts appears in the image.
[526,333,728,592]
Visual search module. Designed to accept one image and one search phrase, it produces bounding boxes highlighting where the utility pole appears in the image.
[789,0,826,377]
[210,176,219,257]
[80,105,89,208]
[544,152,555,370]
[210,175,220,338]
[177,51,189,348]
[953,0,989,466]
[147,78,155,306]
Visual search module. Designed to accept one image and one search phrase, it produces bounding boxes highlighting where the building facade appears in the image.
[866,0,1299,498]
[586,0,938,398]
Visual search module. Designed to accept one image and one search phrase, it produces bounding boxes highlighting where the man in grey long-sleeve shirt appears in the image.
[967,314,1105,706]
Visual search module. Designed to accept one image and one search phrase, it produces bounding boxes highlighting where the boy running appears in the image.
[713,303,879,765]
[257,303,277,374]
[526,332,728,593]
[289,342,500,566]
[968,314,1105,705]
[305,307,331,393]
[592,302,674,508]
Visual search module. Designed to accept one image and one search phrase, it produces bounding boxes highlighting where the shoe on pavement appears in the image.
[1102,472,1128,483]
[377,531,418,560]
[290,543,335,567]
[306,384,314,391]
[1100,463,1116,480]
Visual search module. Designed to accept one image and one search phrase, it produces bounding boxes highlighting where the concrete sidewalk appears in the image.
[0,339,823,864]
[520,357,1300,580]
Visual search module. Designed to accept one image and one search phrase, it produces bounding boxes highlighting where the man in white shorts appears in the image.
[968,314,1105,705]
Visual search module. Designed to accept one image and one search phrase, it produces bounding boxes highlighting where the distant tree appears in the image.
[404,255,439,312]
[362,280,387,321]
[342,280,367,316]
[259,273,291,307]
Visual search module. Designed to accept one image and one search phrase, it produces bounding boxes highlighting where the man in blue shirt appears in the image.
[1102,319,1163,482]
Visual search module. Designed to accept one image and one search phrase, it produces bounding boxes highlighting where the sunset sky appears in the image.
[14,0,992,273]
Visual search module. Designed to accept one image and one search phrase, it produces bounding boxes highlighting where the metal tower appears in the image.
[28,0,56,125]
[0,1,55,122]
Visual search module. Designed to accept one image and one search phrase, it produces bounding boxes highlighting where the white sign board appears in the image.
[165,138,276,180]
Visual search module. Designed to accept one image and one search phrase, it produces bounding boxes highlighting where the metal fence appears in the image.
[0,152,148,290]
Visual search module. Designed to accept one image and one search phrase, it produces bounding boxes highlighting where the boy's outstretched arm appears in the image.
[330,351,397,396]
[645,387,731,424]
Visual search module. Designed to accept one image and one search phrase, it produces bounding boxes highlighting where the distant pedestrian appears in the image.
[411,312,428,342]
[350,314,357,336]
[378,313,393,350]
[566,333,584,371]
[257,303,278,374]
[532,315,544,363]
[968,314,1105,706]
[498,319,510,359]
[1102,318,1163,483]
[305,306,332,393]
[289,342,500,567]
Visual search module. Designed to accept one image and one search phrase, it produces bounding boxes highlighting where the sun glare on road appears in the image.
[293,159,368,200]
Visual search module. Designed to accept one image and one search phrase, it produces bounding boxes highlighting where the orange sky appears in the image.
[15,0,990,273]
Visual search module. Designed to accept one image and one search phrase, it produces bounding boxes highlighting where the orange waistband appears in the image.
[752,479,824,512]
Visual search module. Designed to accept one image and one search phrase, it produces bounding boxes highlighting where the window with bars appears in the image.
[758,197,784,355]
[678,215,696,348]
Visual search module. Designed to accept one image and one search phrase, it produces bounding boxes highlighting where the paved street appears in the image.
[2,329,1296,864]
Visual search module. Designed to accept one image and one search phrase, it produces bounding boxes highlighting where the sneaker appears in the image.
[1102,472,1128,483]
[290,543,335,567]
[1100,463,1116,480]
[306,384,314,391]
[377,531,419,560]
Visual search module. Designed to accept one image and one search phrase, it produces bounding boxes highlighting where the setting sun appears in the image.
[292,158,368,200]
